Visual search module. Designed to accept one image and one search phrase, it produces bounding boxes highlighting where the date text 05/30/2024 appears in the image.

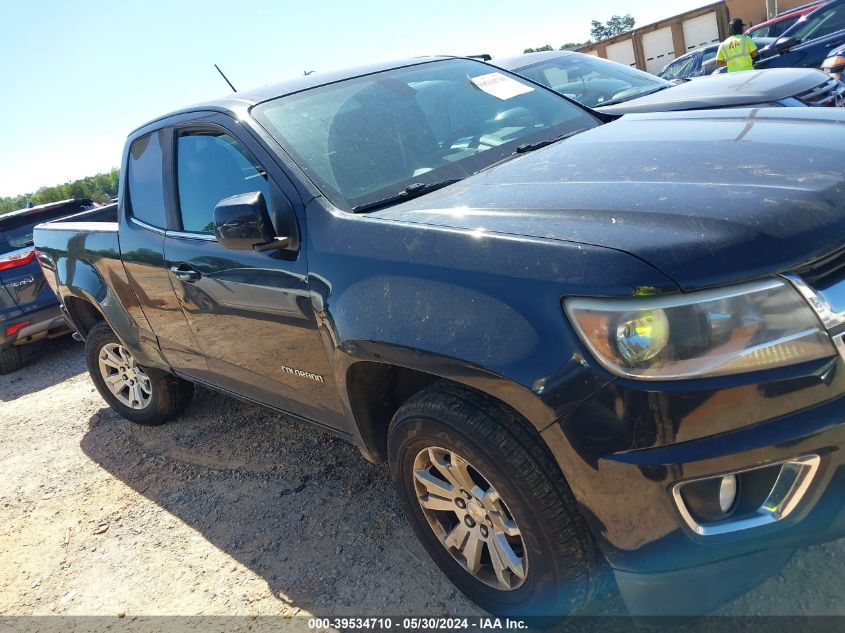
[307,618,529,630]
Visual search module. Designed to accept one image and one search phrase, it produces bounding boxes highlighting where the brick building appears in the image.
[578,0,812,73]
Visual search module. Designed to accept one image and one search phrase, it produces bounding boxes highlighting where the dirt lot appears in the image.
[2,337,844,627]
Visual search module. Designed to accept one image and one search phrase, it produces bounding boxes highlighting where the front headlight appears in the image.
[564,279,835,380]
[822,55,845,71]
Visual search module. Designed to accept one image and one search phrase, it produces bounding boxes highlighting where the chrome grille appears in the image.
[795,77,845,107]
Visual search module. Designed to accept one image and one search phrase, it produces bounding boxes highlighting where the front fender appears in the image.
[308,202,679,434]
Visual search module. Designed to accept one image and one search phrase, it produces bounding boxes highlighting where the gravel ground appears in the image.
[1,336,844,629]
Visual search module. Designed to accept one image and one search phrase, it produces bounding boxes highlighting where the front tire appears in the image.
[85,321,193,425]
[388,382,598,618]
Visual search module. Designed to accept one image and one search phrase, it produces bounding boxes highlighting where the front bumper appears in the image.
[614,546,796,616]
[0,303,70,350]
[538,317,845,616]
[544,359,845,564]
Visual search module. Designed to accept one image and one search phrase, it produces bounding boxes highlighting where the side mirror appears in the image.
[213,192,289,252]
[775,36,796,53]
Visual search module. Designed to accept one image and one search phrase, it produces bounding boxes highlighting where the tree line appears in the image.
[523,14,635,54]
[0,168,120,215]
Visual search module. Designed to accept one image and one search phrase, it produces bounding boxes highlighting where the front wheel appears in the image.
[388,382,598,618]
[85,321,193,425]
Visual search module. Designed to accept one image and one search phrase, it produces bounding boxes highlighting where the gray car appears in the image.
[496,49,844,114]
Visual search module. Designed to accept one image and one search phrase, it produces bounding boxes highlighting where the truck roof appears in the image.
[131,56,454,135]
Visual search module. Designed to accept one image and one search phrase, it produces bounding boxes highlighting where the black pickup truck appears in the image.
[34,56,845,618]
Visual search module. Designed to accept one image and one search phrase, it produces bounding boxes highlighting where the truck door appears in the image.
[120,129,209,376]
[162,116,345,430]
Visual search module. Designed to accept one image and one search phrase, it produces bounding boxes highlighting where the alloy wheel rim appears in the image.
[98,342,152,410]
[412,446,528,591]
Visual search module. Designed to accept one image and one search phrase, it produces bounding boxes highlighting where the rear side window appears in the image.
[127,131,167,229]
[175,131,269,234]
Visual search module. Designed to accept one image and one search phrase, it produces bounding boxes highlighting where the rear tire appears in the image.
[85,321,193,425]
[388,382,598,619]
[0,346,23,375]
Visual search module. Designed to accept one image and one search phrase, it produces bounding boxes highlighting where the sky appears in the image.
[0,0,712,198]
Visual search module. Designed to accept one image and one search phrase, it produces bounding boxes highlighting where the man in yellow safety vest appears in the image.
[716,18,759,72]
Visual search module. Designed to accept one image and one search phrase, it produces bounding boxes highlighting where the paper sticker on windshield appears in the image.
[470,72,534,100]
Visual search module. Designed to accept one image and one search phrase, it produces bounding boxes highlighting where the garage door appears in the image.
[643,27,676,74]
[682,12,720,52]
[605,38,636,67]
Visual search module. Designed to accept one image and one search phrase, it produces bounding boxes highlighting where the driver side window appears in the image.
[175,131,270,234]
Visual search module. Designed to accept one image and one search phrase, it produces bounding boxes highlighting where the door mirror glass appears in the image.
[214,191,280,250]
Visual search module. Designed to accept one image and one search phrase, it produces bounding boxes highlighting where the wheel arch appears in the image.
[341,344,558,464]
[62,293,106,338]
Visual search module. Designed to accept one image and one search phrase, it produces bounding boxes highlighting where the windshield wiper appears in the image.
[351,178,463,213]
[514,129,588,154]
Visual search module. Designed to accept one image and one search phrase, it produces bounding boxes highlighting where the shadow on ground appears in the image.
[0,335,85,402]
[80,389,478,616]
[77,385,845,626]
[79,388,627,620]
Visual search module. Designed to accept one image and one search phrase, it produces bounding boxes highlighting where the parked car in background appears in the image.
[745,0,826,38]
[33,55,845,619]
[757,0,845,69]
[495,51,669,107]
[0,199,115,373]
[822,42,845,79]
[657,38,775,79]
[496,50,843,113]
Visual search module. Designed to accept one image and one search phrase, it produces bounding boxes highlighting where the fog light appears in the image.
[679,474,739,523]
[719,474,737,513]
[673,456,820,536]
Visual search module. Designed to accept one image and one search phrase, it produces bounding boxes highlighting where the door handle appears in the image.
[170,264,201,282]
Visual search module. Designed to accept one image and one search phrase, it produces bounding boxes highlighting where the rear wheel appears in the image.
[388,382,598,618]
[85,321,193,425]
[0,346,23,375]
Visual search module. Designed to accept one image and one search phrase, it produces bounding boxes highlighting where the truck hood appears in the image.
[598,69,828,114]
[370,108,845,291]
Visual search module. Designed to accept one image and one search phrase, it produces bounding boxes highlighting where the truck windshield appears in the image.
[252,58,599,212]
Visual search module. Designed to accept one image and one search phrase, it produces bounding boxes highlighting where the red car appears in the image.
[745,0,826,38]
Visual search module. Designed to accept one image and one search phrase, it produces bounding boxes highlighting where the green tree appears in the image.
[560,40,591,51]
[0,168,120,215]
[523,44,554,53]
[591,14,636,41]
